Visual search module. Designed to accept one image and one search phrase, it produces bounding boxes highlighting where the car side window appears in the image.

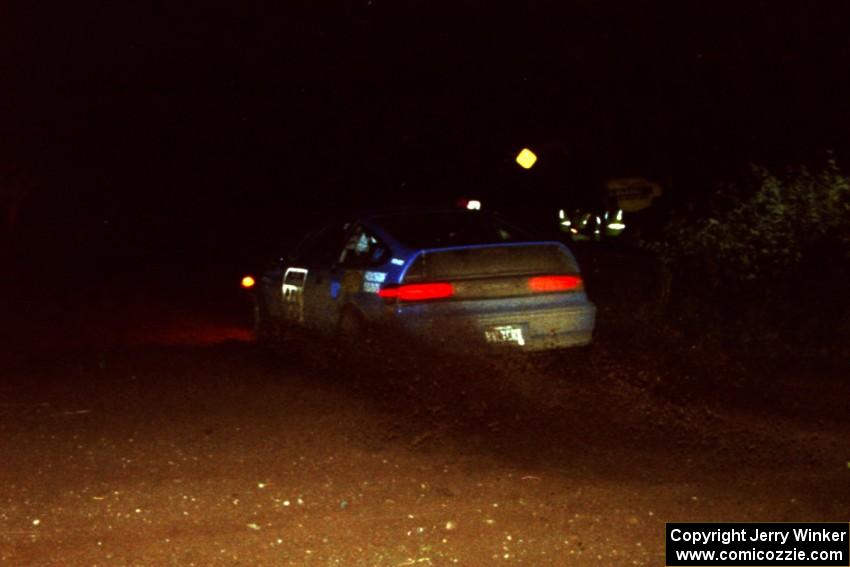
[293,223,349,267]
[339,225,390,269]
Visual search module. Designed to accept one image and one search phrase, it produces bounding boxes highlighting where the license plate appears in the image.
[484,325,526,346]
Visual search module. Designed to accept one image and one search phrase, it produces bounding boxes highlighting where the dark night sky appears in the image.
[4,1,850,257]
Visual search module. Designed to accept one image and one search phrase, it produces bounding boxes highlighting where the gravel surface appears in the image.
[1,301,849,566]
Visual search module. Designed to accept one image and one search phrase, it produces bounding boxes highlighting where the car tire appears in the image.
[338,306,367,342]
[253,298,273,344]
[254,296,288,346]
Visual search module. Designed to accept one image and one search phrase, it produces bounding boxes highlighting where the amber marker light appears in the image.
[241,276,255,289]
[516,147,537,169]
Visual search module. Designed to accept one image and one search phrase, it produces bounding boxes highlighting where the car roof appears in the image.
[360,209,539,250]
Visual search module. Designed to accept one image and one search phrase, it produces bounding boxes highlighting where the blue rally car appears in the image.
[253,210,596,351]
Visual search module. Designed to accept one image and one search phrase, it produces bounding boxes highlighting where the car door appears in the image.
[298,221,350,332]
[333,224,392,320]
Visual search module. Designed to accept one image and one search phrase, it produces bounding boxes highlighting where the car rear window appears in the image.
[374,211,535,249]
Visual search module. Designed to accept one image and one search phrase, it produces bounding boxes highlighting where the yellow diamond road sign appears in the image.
[516,148,537,169]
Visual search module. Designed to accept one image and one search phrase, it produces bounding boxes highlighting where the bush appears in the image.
[645,158,850,351]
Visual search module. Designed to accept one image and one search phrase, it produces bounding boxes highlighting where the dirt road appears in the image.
[1,294,848,566]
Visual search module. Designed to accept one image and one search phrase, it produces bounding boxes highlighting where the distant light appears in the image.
[558,209,565,220]
[608,222,626,230]
[456,198,481,210]
[241,276,255,289]
[515,148,537,169]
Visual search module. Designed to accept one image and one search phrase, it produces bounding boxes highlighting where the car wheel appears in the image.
[253,298,272,343]
[254,296,288,345]
[338,306,367,342]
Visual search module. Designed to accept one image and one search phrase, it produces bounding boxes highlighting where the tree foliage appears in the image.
[653,158,850,292]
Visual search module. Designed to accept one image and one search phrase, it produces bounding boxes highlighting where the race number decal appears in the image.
[282,267,308,322]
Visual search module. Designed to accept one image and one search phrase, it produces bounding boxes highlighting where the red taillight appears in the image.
[528,275,583,292]
[378,282,455,302]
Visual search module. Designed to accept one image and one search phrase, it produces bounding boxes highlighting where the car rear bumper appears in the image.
[389,296,596,352]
